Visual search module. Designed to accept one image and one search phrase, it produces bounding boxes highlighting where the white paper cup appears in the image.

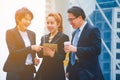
[64,41,71,53]
[64,41,71,46]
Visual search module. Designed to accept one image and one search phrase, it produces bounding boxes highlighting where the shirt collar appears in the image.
[78,21,87,32]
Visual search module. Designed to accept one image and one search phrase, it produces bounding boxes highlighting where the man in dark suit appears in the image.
[3,7,41,80]
[64,6,104,80]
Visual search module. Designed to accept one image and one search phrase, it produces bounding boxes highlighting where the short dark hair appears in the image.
[67,6,86,20]
[15,7,33,24]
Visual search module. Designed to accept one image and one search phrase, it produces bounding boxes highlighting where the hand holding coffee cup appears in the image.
[64,41,71,53]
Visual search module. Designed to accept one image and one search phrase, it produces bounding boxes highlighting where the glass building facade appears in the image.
[89,0,120,80]
[90,7,112,80]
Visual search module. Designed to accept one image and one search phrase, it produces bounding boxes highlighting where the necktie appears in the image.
[71,29,80,65]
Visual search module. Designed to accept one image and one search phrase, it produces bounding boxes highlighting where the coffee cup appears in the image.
[64,41,71,46]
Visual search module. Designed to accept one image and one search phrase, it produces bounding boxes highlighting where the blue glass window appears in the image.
[116,42,120,49]
[116,63,120,70]
[116,74,120,80]
[104,32,111,40]
[117,22,120,28]
[104,23,111,30]
[117,32,120,38]
[104,73,110,80]
[103,52,110,60]
[117,12,120,18]
[116,53,120,59]
[103,62,110,71]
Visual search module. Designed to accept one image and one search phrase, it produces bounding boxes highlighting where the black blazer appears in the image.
[38,32,69,61]
[66,23,104,80]
[3,27,36,72]
[35,32,69,80]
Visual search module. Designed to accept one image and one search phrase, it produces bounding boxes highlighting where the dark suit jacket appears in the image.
[66,23,104,80]
[35,32,69,80]
[3,27,36,72]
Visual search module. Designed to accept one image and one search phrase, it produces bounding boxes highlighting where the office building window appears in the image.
[103,52,110,60]
[104,73,110,80]
[116,53,120,59]
[103,62,110,71]
[117,12,120,18]
[117,32,120,38]
[116,74,120,80]
[104,32,111,40]
[117,22,120,28]
[116,42,120,49]
[116,63,120,70]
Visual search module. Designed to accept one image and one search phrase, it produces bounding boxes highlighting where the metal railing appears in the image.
[94,0,120,69]
[115,0,120,7]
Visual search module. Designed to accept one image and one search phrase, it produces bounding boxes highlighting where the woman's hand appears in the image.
[43,47,55,58]
[65,72,69,79]
[34,57,40,66]
[31,45,43,52]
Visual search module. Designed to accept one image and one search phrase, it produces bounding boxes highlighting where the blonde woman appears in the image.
[35,13,69,80]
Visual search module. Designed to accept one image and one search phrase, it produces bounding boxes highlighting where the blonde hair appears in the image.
[46,13,63,33]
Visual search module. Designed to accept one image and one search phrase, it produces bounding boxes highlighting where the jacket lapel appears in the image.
[78,23,89,45]
[13,27,25,47]
[49,32,61,44]
[71,30,77,45]
[27,30,36,59]
[27,30,34,45]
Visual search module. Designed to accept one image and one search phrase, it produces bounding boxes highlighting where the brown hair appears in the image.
[15,7,33,25]
[46,13,63,33]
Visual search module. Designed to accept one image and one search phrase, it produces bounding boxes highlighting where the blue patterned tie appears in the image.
[71,29,80,65]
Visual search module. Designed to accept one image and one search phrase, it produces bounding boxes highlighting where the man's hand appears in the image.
[69,45,77,52]
[64,44,77,53]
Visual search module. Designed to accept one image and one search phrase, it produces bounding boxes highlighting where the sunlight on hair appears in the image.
[0,0,45,79]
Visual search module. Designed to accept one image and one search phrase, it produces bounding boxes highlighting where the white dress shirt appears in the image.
[19,31,33,65]
[72,21,87,59]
